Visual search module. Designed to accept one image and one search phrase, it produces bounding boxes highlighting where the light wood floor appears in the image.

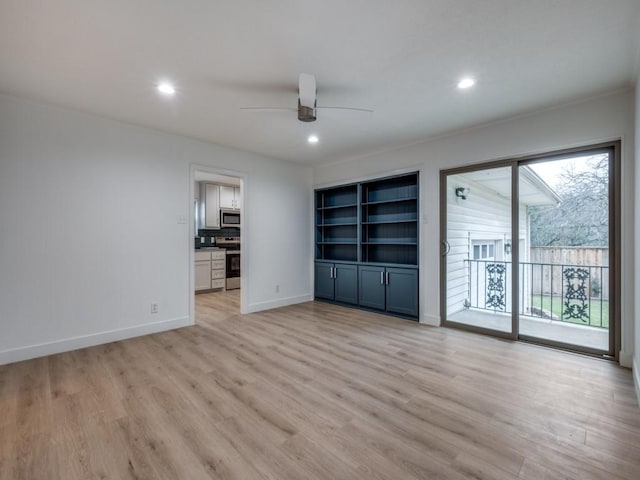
[1,291,639,479]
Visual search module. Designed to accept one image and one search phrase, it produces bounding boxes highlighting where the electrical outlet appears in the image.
[200,237,205,243]
[150,303,158,314]
[275,284,280,293]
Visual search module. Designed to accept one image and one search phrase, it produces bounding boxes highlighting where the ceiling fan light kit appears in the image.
[297,100,316,122]
[298,73,317,122]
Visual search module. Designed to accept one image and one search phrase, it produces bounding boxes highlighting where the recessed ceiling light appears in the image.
[157,81,176,96]
[308,134,319,144]
[457,78,475,89]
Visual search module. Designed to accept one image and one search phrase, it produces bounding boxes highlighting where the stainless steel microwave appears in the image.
[220,208,240,227]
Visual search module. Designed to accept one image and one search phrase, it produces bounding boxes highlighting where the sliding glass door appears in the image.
[441,164,517,339]
[517,150,615,353]
[441,143,619,357]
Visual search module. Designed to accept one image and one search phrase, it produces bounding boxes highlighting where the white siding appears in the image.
[445,175,528,315]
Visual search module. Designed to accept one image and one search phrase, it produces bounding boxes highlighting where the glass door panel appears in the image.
[443,166,514,335]
[519,152,612,353]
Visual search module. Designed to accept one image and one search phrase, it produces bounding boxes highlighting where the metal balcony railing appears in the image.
[462,260,609,328]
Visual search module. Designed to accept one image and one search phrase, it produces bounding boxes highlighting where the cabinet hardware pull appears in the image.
[380,271,384,285]
[386,272,390,285]
[333,267,336,278]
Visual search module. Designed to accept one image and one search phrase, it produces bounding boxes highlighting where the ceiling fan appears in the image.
[240,73,373,122]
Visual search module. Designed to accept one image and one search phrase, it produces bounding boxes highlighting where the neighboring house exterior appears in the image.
[446,167,560,319]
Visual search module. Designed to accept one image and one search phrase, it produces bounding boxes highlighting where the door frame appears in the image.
[439,160,519,341]
[189,163,248,324]
[439,140,621,360]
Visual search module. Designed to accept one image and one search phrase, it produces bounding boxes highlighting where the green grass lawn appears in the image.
[530,295,609,329]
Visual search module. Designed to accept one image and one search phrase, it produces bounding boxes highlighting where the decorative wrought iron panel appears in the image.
[486,263,506,310]
[563,267,590,322]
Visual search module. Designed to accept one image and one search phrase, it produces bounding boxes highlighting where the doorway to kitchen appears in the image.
[191,166,246,324]
[440,141,620,358]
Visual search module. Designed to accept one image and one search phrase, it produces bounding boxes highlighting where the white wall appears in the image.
[315,90,635,366]
[0,94,313,365]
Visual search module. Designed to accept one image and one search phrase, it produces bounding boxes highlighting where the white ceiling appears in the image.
[1,1,638,165]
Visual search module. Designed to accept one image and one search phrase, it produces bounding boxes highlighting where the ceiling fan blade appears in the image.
[316,106,374,113]
[239,107,297,112]
[298,73,316,108]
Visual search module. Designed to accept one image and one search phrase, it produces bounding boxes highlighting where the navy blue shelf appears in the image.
[362,241,417,245]
[361,197,417,206]
[316,203,358,210]
[315,173,419,265]
[317,241,358,245]
[317,222,358,227]
[362,219,416,225]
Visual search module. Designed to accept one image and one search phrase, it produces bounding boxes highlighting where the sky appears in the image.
[528,153,608,189]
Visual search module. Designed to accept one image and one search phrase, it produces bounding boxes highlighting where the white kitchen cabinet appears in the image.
[195,250,226,293]
[202,183,220,229]
[211,269,225,280]
[211,251,226,285]
[211,259,225,270]
[195,260,211,291]
[219,185,241,209]
[219,185,233,209]
[233,186,241,210]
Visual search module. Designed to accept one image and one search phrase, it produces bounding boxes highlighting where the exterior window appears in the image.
[472,241,496,260]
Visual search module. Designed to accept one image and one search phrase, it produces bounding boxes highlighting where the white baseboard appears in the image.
[0,316,192,366]
[633,356,640,408]
[246,294,313,313]
[620,350,633,368]
[421,313,441,326]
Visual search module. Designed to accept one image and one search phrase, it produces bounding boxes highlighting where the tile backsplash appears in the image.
[194,227,240,248]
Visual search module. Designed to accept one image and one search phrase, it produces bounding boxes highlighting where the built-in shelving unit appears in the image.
[360,173,418,266]
[314,172,419,319]
[315,184,358,262]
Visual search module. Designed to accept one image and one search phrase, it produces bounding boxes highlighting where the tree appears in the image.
[529,156,608,247]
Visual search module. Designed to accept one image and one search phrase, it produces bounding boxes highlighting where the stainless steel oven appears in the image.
[225,250,240,290]
[220,208,240,228]
[216,237,241,290]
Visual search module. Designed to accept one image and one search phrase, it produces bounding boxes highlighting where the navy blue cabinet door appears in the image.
[358,266,386,310]
[386,267,418,317]
[334,264,358,305]
[315,263,335,300]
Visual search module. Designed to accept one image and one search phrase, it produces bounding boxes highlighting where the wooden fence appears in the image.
[529,247,609,300]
